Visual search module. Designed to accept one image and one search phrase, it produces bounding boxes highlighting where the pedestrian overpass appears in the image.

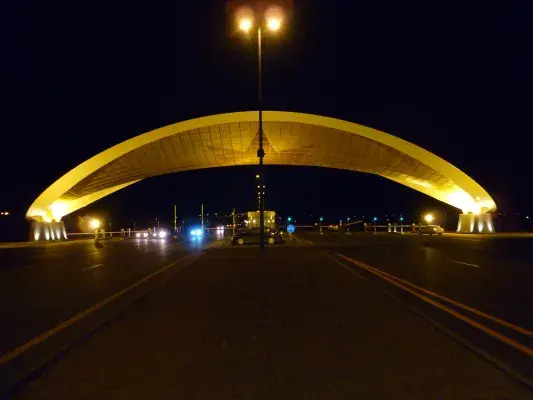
[26,111,496,240]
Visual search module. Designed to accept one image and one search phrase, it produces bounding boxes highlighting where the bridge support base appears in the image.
[457,213,494,233]
[30,221,68,241]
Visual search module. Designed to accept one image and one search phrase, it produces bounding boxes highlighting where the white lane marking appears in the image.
[82,263,104,272]
[323,253,367,282]
[448,260,480,268]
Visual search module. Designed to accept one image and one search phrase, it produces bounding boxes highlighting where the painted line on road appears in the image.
[336,253,533,337]
[323,253,367,282]
[81,264,104,272]
[336,253,533,356]
[448,259,480,268]
[0,253,201,367]
[295,236,314,245]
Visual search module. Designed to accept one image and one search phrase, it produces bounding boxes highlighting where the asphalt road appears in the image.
[1,233,532,398]
[299,231,533,384]
[0,236,212,395]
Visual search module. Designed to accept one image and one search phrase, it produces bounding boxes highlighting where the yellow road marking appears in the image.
[295,236,314,245]
[337,253,532,337]
[323,253,367,281]
[0,253,200,367]
[336,253,533,357]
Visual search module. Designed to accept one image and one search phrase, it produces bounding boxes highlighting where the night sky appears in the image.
[2,1,533,234]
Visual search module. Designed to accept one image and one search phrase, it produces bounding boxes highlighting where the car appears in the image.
[231,228,285,245]
[135,230,151,239]
[418,224,444,235]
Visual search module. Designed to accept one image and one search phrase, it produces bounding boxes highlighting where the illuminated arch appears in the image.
[27,111,496,222]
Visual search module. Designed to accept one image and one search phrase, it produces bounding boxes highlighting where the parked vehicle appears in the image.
[418,224,444,235]
[231,228,285,245]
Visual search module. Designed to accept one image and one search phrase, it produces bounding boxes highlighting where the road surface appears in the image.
[0,232,532,398]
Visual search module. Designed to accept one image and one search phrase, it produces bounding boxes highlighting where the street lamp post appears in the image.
[257,25,265,249]
[234,4,285,249]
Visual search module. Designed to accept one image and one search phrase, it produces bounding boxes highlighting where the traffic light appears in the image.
[319,217,324,222]
[373,217,377,222]
[400,216,404,222]
[287,216,292,222]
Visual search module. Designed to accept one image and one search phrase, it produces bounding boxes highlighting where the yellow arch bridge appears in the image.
[27,111,496,240]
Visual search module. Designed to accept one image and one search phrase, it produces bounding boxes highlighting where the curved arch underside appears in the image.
[27,111,496,222]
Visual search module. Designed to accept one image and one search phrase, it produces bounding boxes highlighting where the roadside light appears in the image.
[90,219,101,230]
[256,174,260,179]
[239,18,253,32]
[424,214,434,223]
[266,17,281,31]
[265,5,283,32]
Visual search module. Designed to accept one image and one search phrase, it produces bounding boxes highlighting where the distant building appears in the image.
[247,211,276,230]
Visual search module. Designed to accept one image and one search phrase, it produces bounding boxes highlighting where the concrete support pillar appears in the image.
[457,213,494,233]
[30,221,67,241]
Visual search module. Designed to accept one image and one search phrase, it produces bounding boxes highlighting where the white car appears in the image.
[418,224,444,235]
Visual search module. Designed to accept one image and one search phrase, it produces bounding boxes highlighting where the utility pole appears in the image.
[233,208,236,236]
[173,205,177,234]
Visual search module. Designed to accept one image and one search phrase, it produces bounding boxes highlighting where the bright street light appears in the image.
[424,214,434,223]
[239,18,252,32]
[266,17,281,31]
[90,219,101,230]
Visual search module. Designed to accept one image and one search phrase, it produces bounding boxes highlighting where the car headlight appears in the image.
[135,232,141,238]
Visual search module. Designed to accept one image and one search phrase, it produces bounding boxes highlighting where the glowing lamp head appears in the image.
[239,18,252,32]
[266,17,281,31]
[90,219,101,230]
[265,5,283,32]
[424,214,434,223]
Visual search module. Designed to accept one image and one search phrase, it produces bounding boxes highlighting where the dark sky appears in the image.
[2,1,533,230]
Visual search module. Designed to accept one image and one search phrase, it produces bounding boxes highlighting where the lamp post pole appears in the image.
[232,3,287,249]
[257,26,265,250]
